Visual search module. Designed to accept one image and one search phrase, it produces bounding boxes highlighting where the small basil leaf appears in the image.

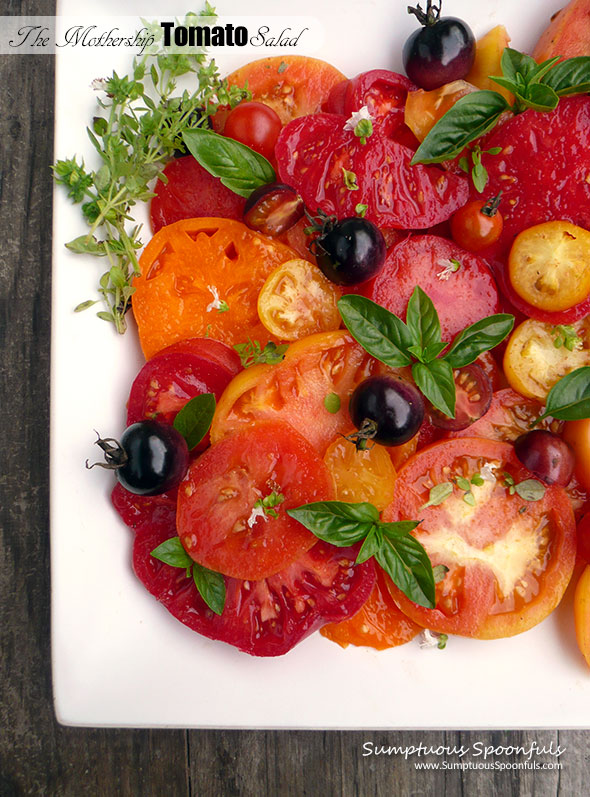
[192,562,226,615]
[528,55,562,84]
[543,56,590,95]
[406,286,442,354]
[443,314,514,368]
[183,128,276,198]
[501,48,538,81]
[537,366,590,422]
[173,393,216,450]
[287,500,380,546]
[489,75,520,96]
[471,161,489,193]
[375,534,435,609]
[433,564,449,584]
[523,82,559,112]
[412,359,456,418]
[356,525,383,564]
[514,479,546,502]
[411,91,510,165]
[338,295,413,368]
[420,482,453,511]
[151,537,193,569]
[379,520,421,539]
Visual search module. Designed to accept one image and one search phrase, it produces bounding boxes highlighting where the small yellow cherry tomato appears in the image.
[508,220,590,312]
[574,564,590,668]
[323,433,396,511]
[257,258,341,341]
[503,317,590,401]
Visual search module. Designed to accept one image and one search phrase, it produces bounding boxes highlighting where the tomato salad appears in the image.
[58,3,590,660]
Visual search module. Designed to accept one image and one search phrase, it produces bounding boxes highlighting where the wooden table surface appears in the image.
[1,1,588,794]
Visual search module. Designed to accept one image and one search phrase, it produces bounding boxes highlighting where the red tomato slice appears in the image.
[126,338,241,447]
[474,96,590,264]
[359,235,499,344]
[383,438,576,638]
[276,115,469,229]
[113,484,376,657]
[150,157,245,233]
[176,421,335,580]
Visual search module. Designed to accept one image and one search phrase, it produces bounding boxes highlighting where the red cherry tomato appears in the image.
[450,198,503,252]
[112,484,376,657]
[223,101,282,160]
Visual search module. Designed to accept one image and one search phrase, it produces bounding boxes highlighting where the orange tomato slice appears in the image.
[132,218,299,359]
[323,432,396,511]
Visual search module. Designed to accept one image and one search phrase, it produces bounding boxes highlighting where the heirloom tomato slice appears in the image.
[360,235,499,343]
[383,438,576,638]
[132,218,299,358]
[113,484,376,657]
[210,330,395,455]
[321,568,422,650]
[126,337,241,428]
[176,421,335,581]
[323,433,397,512]
[150,157,245,233]
[211,55,346,129]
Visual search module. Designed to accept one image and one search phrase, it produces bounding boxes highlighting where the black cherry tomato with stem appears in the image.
[450,193,504,253]
[309,214,386,286]
[223,101,282,160]
[403,0,475,90]
[348,375,425,448]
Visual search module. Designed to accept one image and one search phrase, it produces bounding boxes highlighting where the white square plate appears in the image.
[52,0,590,727]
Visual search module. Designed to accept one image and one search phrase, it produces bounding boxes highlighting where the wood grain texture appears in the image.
[0,1,588,795]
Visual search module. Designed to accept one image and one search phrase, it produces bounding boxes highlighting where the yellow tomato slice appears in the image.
[574,564,590,668]
[508,221,590,312]
[257,259,342,341]
[465,25,513,102]
[503,317,590,400]
[323,433,396,511]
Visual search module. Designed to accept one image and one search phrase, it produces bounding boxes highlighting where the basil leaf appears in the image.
[514,479,546,502]
[537,366,590,421]
[173,393,216,450]
[443,314,514,368]
[379,520,422,539]
[543,56,590,95]
[471,161,489,193]
[406,286,441,355]
[489,75,520,97]
[356,526,383,564]
[412,359,456,418]
[501,48,537,81]
[524,83,559,112]
[193,562,226,615]
[411,91,510,165]
[420,482,453,511]
[338,295,413,367]
[287,500,380,546]
[183,128,276,198]
[151,537,193,569]
[375,535,435,609]
[433,564,449,584]
[528,56,562,84]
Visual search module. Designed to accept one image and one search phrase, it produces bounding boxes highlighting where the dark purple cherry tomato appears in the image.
[314,217,386,286]
[403,1,475,91]
[349,375,424,447]
[243,183,304,235]
[431,363,493,431]
[116,421,189,496]
[514,430,575,487]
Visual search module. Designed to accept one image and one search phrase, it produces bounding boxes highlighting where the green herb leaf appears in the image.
[437,633,448,649]
[471,161,489,193]
[323,393,341,414]
[355,203,368,217]
[406,286,442,356]
[65,235,106,256]
[412,358,456,418]
[462,491,476,507]
[173,393,216,450]
[471,473,485,486]
[536,366,590,422]
[342,168,359,190]
[375,534,435,609]
[287,500,380,546]
[514,479,546,502]
[420,482,453,511]
[337,295,413,368]
[432,564,449,584]
[543,56,590,96]
[455,476,471,492]
[192,562,226,615]
[356,526,383,564]
[183,128,276,198]
[443,314,515,368]
[411,91,510,165]
[233,339,288,368]
[524,82,559,112]
[151,536,193,569]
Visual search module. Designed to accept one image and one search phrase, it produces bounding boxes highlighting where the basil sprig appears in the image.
[183,128,276,197]
[287,501,435,608]
[151,537,226,615]
[173,393,216,450]
[534,366,590,424]
[411,50,590,166]
[338,289,513,418]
